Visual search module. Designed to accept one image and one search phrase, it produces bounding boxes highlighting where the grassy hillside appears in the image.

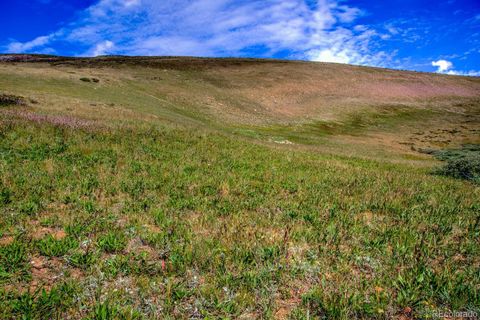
[0,55,479,319]
[1,55,479,161]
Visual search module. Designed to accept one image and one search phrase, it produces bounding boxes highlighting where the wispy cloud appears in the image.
[2,0,393,66]
[446,70,480,76]
[7,35,54,53]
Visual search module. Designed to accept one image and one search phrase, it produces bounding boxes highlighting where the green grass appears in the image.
[0,56,479,319]
[36,235,78,258]
[234,106,436,146]
[0,117,478,319]
[0,241,29,281]
[0,282,78,319]
[97,231,128,253]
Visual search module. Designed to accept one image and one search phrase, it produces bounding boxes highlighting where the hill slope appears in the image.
[0,55,479,319]
[1,55,479,160]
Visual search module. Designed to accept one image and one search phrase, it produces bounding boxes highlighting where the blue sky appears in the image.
[1,0,479,75]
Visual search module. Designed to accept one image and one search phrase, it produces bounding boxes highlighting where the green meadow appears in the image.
[0,56,479,319]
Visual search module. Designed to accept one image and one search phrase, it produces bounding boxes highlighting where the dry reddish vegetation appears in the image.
[2,110,97,129]
[202,61,480,120]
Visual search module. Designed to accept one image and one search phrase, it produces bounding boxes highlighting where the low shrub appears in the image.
[0,94,26,107]
[433,144,480,184]
[436,156,480,184]
[80,77,100,83]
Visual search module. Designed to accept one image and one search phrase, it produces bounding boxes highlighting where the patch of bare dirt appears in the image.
[69,267,84,280]
[28,256,83,294]
[395,307,414,320]
[31,224,67,240]
[275,297,300,320]
[356,211,386,228]
[0,235,14,245]
[29,256,63,293]
[145,224,162,234]
[274,281,310,320]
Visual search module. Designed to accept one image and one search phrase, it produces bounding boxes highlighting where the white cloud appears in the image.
[4,1,476,76]
[2,0,392,67]
[90,40,115,56]
[446,70,480,77]
[464,71,480,77]
[431,59,479,77]
[335,5,363,23]
[124,0,141,7]
[386,25,399,35]
[308,48,350,63]
[432,59,453,73]
[6,35,53,53]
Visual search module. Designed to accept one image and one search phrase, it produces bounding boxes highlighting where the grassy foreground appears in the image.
[1,117,479,319]
[0,56,479,319]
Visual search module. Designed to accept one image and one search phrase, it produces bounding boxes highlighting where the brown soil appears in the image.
[28,256,84,294]
[274,281,310,320]
[0,235,14,245]
[29,256,63,293]
[32,227,67,240]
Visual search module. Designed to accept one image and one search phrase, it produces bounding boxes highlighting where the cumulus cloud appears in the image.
[309,48,351,64]
[2,0,391,66]
[431,59,479,77]
[432,59,453,72]
[90,40,115,56]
